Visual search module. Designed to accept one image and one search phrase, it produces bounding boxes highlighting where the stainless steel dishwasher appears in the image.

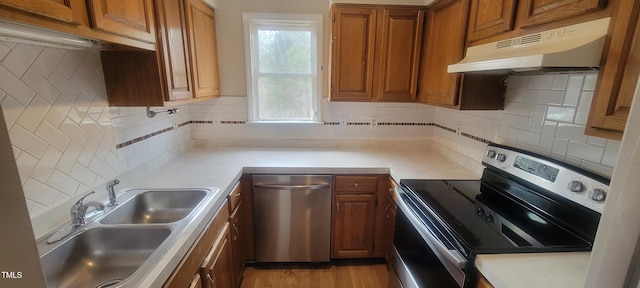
[252,175,332,263]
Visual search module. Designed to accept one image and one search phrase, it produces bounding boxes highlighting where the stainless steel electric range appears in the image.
[389,143,609,288]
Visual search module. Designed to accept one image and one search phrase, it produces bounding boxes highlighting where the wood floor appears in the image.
[240,264,389,288]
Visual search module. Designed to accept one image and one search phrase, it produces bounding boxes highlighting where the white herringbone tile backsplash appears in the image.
[0,41,191,217]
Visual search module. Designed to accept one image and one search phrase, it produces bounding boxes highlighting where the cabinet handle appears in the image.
[233,224,239,241]
[207,273,215,288]
[385,204,390,218]
[337,202,340,214]
[232,193,241,197]
[354,182,359,188]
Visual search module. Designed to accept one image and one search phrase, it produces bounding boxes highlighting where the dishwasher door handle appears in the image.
[254,184,331,190]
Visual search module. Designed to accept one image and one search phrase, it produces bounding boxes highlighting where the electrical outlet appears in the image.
[456,124,462,136]
[339,116,348,127]
[213,115,221,127]
[370,117,378,127]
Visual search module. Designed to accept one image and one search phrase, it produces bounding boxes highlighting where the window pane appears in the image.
[258,29,312,74]
[258,76,313,120]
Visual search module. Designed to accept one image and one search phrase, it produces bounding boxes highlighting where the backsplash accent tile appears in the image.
[0,41,191,218]
[190,97,435,140]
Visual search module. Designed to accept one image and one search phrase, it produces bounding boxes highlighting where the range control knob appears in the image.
[476,207,485,217]
[485,214,494,223]
[589,189,607,202]
[568,181,585,192]
[486,150,497,159]
[496,153,507,163]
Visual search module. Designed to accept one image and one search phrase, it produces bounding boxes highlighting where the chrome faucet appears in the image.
[106,179,120,207]
[70,191,104,228]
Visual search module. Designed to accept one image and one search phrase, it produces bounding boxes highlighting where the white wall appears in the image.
[190,72,620,177]
[0,41,191,230]
[216,0,331,97]
[432,73,620,177]
[190,97,435,140]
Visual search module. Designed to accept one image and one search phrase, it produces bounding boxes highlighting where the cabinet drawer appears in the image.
[227,182,241,213]
[335,176,379,192]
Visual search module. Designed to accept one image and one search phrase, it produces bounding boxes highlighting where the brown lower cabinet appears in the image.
[163,200,230,288]
[477,274,495,288]
[229,200,245,286]
[189,274,202,288]
[332,175,391,259]
[200,223,234,288]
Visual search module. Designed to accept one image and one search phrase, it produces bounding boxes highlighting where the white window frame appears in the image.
[243,13,323,123]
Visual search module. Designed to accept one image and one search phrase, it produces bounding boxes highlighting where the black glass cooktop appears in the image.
[399,178,593,256]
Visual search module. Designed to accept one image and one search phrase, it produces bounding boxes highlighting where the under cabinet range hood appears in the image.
[448,17,611,73]
[0,20,97,50]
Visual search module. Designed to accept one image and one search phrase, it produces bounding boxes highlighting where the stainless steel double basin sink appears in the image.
[37,188,219,288]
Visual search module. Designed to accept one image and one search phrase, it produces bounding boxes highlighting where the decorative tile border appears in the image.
[379,122,431,126]
[116,127,174,149]
[191,120,214,124]
[461,132,490,144]
[116,120,492,150]
[347,122,370,126]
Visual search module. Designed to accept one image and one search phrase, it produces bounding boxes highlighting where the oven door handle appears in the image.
[396,188,467,269]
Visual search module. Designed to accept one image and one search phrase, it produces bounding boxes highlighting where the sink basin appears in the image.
[101,190,207,224]
[41,227,170,288]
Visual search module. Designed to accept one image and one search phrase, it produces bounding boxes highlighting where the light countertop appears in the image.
[476,252,590,288]
[34,139,591,288]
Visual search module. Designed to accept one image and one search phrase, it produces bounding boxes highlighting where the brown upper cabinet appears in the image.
[586,0,640,140]
[517,0,608,28]
[86,0,156,43]
[467,0,611,44]
[467,0,517,42]
[418,0,506,110]
[0,0,155,50]
[330,4,424,102]
[185,0,221,98]
[0,0,81,25]
[101,0,220,106]
[418,0,469,107]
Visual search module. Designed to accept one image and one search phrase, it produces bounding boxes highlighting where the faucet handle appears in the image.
[73,191,95,208]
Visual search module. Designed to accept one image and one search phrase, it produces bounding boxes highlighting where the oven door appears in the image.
[391,189,467,288]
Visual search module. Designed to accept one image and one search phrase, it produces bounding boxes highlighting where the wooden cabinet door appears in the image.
[383,195,397,260]
[467,0,517,42]
[156,0,193,101]
[477,274,495,288]
[185,0,221,98]
[87,0,156,43]
[189,274,202,288]
[229,203,244,288]
[331,6,377,101]
[418,0,470,106]
[375,8,424,101]
[517,0,608,28]
[201,223,234,288]
[586,0,639,140]
[332,194,377,258]
[0,0,80,25]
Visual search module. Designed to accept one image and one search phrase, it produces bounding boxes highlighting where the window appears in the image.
[243,13,323,123]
